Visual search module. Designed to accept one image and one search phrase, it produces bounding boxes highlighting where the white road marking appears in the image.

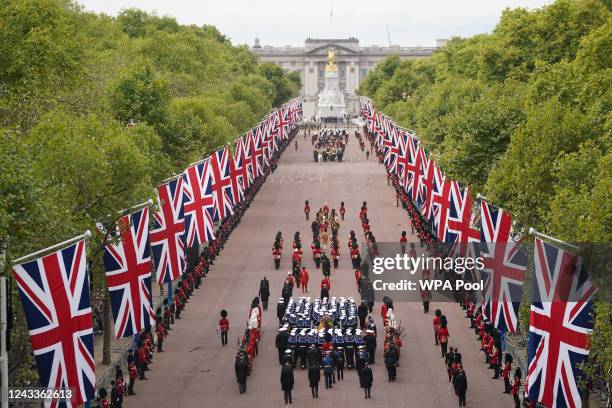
[299,171,305,184]
[279,174,286,185]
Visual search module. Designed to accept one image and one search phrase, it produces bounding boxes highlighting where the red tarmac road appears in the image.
[126,129,514,408]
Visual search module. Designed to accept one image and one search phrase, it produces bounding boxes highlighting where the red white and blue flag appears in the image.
[526,238,597,408]
[429,168,453,241]
[383,123,400,174]
[13,240,95,408]
[446,183,481,277]
[234,135,251,194]
[364,103,377,134]
[102,208,155,338]
[405,137,424,202]
[182,159,216,246]
[275,107,290,141]
[249,127,265,178]
[151,178,186,284]
[265,115,279,159]
[210,146,238,220]
[479,200,526,333]
[255,122,270,168]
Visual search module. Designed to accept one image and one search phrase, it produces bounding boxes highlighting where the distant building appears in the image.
[250,37,443,116]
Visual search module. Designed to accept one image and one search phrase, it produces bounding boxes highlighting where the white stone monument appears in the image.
[316,48,346,121]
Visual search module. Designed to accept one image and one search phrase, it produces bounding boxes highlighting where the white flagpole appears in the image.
[119,199,153,215]
[159,172,183,184]
[528,228,579,251]
[11,230,92,265]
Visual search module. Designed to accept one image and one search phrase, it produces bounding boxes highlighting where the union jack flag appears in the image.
[13,240,95,408]
[479,200,526,333]
[102,208,155,338]
[446,184,481,272]
[405,137,424,202]
[274,107,290,141]
[255,122,270,168]
[429,168,452,241]
[249,127,265,178]
[182,159,216,247]
[210,146,238,220]
[266,114,279,158]
[150,178,186,284]
[383,122,400,173]
[418,156,436,219]
[234,135,251,193]
[363,103,377,134]
[526,238,597,408]
[395,131,410,185]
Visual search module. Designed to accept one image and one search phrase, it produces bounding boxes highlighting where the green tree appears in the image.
[110,63,170,127]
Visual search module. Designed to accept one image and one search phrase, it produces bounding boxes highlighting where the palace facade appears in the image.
[250,37,446,116]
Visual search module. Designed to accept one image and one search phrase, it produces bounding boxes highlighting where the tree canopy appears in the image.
[0,0,298,383]
[359,0,611,388]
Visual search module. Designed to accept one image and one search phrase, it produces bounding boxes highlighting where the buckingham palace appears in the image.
[250,37,446,117]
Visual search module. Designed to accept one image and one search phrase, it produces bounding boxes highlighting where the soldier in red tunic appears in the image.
[321,276,331,291]
[128,358,137,395]
[299,267,309,293]
[98,388,110,408]
[433,309,442,345]
[285,271,295,288]
[511,374,521,408]
[399,231,407,254]
[339,201,346,220]
[350,244,361,269]
[502,358,512,393]
[437,321,450,358]
[272,245,282,269]
[156,317,165,352]
[292,248,302,266]
[330,245,340,269]
[490,346,501,379]
[313,243,322,268]
[219,310,229,346]
[304,200,310,220]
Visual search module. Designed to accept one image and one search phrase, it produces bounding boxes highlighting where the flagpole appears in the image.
[528,228,579,250]
[11,230,93,265]
[159,173,182,184]
[476,193,503,211]
[118,199,153,215]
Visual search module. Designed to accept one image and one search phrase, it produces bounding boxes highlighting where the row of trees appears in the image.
[0,0,300,384]
[359,0,610,389]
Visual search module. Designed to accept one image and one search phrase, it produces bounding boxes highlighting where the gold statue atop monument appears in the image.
[325,48,337,72]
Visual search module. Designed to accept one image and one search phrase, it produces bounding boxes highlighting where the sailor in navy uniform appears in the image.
[297,329,308,369]
[276,327,289,364]
[307,344,320,367]
[283,348,295,367]
[364,329,377,364]
[277,299,286,325]
[356,345,368,375]
[335,347,345,380]
[344,329,356,369]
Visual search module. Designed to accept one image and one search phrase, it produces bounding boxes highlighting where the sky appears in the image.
[77,0,555,47]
